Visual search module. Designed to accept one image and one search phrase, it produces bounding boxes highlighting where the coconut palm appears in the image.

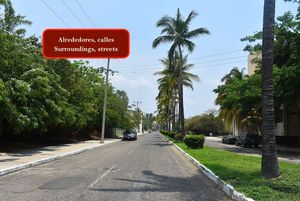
[214,67,248,130]
[156,91,171,130]
[153,8,209,133]
[159,58,178,132]
[261,0,280,179]
[155,52,200,132]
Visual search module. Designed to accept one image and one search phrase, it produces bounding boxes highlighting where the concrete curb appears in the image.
[163,135,254,201]
[0,139,120,177]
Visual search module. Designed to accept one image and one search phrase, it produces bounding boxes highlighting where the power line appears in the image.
[193,55,246,65]
[118,50,246,69]
[190,60,245,69]
[191,49,243,60]
[60,0,85,27]
[115,55,247,71]
[119,60,246,74]
[39,2,246,76]
[41,0,69,27]
[75,0,97,27]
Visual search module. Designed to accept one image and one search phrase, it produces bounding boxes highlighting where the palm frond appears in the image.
[168,43,177,60]
[183,72,200,82]
[156,16,173,27]
[152,35,174,48]
[183,39,195,52]
[186,28,210,38]
[185,10,198,26]
[182,81,193,90]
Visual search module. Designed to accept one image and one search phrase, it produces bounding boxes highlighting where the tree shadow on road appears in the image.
[142,143,172,147]
[90,170,229,201]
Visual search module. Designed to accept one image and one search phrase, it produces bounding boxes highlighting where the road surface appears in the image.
[0,132,230,201]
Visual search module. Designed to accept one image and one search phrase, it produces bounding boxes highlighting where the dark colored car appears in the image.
[236,134,260,147]
[122,130,137,141]
[222,135,237,144]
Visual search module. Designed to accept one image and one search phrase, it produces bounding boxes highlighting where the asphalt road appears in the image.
[0,132,230,201]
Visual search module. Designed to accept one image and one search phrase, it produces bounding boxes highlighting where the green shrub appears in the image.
[160,130,167,135]
[174,133,184,141]
[160,130,175,138]
[168,131,176,138]
[183,135,205,149]
[186,131,195,135]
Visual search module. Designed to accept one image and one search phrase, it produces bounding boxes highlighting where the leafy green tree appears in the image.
[0,0,31,36]
[214,70,261,134]
[185,112,225,135]
[143,113,155,131]
[105,89,133,133]
[0,1,134,141]
[0,1,71,135]
[132,108,142,130]
[214,68,249,130]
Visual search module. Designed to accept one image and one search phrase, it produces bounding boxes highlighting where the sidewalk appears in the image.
[0,138,120,177]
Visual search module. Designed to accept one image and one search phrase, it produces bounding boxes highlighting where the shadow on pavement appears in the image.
[142,143,172,147]
[1,144,72,157]
[90,170,229,201]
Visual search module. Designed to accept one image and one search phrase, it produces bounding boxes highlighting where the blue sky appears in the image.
[12,0,298,117]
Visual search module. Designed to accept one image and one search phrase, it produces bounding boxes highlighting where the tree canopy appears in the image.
[0,1,133,140]
[215,2,300,134]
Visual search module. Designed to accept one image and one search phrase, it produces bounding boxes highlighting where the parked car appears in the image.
[122,130,137,141]
[222,135,237,144]
[236,134,260,147]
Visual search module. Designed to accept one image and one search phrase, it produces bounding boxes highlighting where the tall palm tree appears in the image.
[158,54,181,132]
[153,8,209,133]
[155,53,200,132]
[261,0,280,179]
[214,67,248,131]
[156,91,171,130]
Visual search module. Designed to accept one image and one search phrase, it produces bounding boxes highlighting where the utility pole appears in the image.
[133,101,142,110]
[99,58,118,143]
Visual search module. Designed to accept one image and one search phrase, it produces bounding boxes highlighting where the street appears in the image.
[0,132,230,201]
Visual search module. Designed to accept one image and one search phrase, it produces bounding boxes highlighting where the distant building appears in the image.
[247,52,262,76]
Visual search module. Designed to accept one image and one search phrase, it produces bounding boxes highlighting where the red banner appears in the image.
[42,29,130,59]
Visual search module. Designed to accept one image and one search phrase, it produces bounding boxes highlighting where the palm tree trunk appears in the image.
[261,0,280,179]
[171,91,176,132]
[178,45,185,134]
[166,116,169,131]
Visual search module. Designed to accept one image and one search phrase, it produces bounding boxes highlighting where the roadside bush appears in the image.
[160,130,177,139]
[183,135,205,149]
[174,133,184,141]
[186,131,195,135]
[160,130,167,135]
[168,131,176,138]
